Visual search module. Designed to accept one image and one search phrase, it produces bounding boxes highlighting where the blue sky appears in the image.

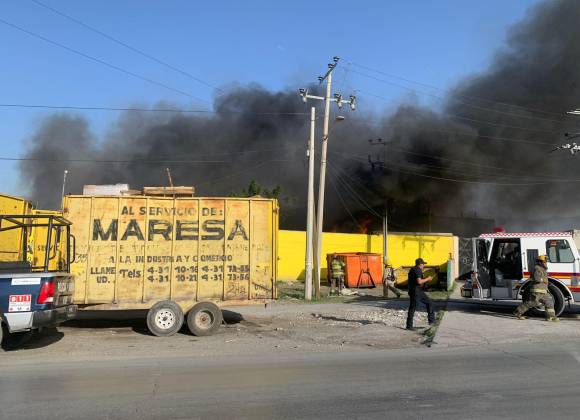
[0,0,541,197]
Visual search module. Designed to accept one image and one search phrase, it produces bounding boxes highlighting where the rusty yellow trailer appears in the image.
[63,195,278,336]
[0,194,33,263]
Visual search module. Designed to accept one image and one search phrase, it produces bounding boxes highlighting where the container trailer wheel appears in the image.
[146,300,184,337]
[186,302,223,336]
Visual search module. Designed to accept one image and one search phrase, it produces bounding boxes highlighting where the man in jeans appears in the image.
[406,258,435,331]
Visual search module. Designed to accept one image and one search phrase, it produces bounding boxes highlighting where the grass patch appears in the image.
[277,281,305,300]
[277,282,384,303]
[278,281,457,306]
[426,280,458,301]
[277,281,355,303]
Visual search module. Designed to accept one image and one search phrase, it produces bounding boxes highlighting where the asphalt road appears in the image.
[2,341,580,420]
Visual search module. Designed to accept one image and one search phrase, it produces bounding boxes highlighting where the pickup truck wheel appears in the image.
[525,284,565,318]
[146,301,184,337]
[186,302,223,336]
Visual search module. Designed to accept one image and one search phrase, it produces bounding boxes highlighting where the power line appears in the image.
[350,68,571,125]
[348,61,569,120]
[0,103,309,116]
[327,161,383,200]
[328,171,365,231]
[330,151,554,185]
[30,0,219,92]
[0,17,208,104]
[386,148,569,180]
[341,118,556,146]
[1,156,226,164]
[365,147,562,180]
[417,127,555,146]
[166,146,300,158]
[328,163,382,218]
[386,163,547,186]
[360,89,564,135]
[4,147,301,164]
[195,159,297,187]
[341,152,558,183]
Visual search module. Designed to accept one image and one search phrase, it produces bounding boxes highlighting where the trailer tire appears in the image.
[146,301,184,337]
[186,302,223,336]
[524,283,565,318]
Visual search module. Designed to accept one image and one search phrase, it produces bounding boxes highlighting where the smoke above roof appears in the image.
[18,0,580,233]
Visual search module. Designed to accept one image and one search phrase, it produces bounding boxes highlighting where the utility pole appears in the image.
[61,169,68,210]
[383,206,388,263]
[368,138,388,260]
[299,56,356,299]
[166,168,174,187]
[304,106,316,300]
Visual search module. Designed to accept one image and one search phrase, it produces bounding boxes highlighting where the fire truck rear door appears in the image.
[473,238,491,292]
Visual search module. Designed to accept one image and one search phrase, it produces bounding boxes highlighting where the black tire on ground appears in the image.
[186,302,223,336]
[524,283,566,318]
[146,300,184,337]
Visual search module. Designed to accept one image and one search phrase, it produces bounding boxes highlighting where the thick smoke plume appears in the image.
[19,0,580,234]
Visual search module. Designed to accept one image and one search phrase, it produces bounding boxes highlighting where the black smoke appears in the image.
[18,0,580,233]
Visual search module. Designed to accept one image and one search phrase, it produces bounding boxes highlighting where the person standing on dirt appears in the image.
[513,255,558,322]
[330,255,346,295]
[406,258,435,331]
[383,259,402,298]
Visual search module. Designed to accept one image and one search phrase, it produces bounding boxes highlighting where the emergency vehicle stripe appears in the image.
[480,232,572,238]
[522,272,580,277]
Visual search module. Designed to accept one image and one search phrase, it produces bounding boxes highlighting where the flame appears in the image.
[358,215,373,234]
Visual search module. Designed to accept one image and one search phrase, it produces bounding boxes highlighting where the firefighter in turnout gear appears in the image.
[513,255,559,322]
[330,255,346,295]
[383,259,402,298]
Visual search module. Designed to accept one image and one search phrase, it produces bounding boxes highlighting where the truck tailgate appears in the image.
[54,275,75,307]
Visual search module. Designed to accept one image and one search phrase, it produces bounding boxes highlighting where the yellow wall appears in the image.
[278,230,456,281]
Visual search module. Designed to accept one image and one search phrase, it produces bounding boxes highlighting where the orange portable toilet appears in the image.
[326,252,383,288]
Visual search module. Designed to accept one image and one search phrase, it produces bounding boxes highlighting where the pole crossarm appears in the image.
[297,56,356,300]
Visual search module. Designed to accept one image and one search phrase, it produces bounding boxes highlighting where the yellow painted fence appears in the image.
[278,230,458,282]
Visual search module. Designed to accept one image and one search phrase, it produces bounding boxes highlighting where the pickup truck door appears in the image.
[472,238,491,293]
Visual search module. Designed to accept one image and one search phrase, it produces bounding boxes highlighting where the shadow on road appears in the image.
[314,315,380,325]
[322,293,580,322]
[2,327,64,352]
[61,309,246,336]
[442,298,580,321]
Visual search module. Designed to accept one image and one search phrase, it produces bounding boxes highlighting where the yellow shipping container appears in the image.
[0,194,33,262]
[63,195,278,311]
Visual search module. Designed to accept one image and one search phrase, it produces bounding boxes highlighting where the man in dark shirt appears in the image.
[406,258,435,331]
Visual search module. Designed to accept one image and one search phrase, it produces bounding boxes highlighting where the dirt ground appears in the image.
[1,287,440,362]
[434,298,580,347]
[4,280,579,362]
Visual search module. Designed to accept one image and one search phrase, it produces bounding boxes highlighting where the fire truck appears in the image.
[461,231,580,316]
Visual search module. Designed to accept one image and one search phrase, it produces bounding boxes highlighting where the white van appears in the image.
[461,231,580,316]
